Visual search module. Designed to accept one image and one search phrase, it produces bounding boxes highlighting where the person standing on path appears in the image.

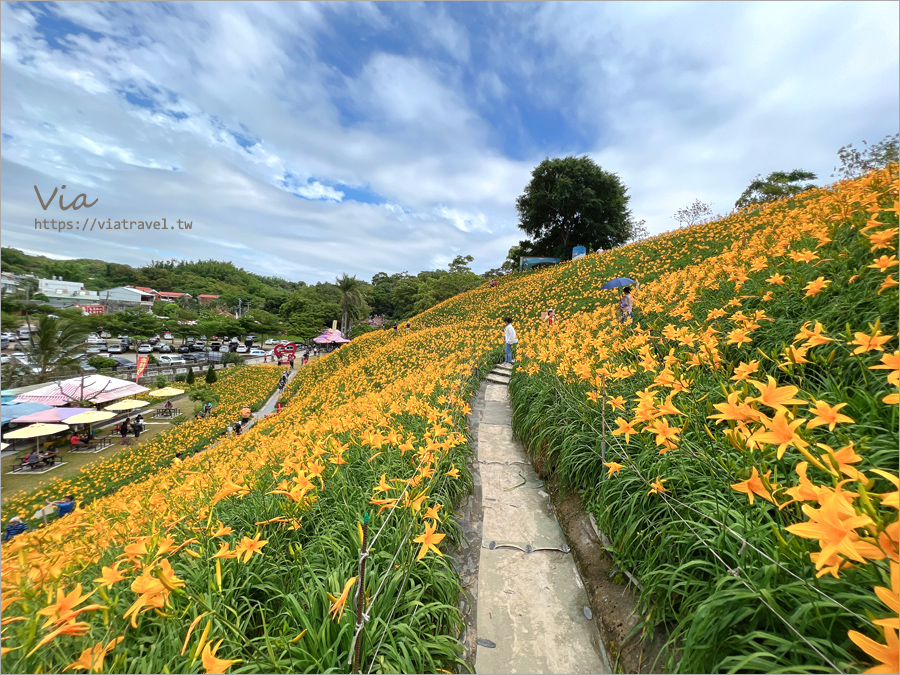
[406,320,411,334]
[503,317,518,364]
[120,417,130,445]
[241,404,251,426]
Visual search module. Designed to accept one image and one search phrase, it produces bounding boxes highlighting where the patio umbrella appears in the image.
[1,442,9,451]
[149,387,185,412]
[11,407,94,425]
[1,401,54,425]
[148,387,185,398]
[65,410,117,425]
[600,277,637,290]
[4,422,71,454]
[105,399,150,411]
[65,409,118,439]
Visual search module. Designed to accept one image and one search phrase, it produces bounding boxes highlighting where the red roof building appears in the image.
[197,294,220,304]
[156,291,191,301]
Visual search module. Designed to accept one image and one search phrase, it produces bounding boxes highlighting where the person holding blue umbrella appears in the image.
[600,277,638,323]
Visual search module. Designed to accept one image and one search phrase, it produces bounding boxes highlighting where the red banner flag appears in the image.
[136,355,150,381]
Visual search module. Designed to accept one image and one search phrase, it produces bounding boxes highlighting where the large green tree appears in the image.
[734,170,817,209]
[515,156,632,259]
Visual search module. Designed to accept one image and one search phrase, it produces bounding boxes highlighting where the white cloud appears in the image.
[1,1,897,283]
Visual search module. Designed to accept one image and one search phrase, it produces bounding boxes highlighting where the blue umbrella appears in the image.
[600,277,636,290]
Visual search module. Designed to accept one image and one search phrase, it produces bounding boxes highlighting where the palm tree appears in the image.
[335,274,366,336]
[24,314,89,382]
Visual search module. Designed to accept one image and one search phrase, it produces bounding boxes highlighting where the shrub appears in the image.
[186,366,195,385]
[87,356,117,369]
[174,373,187,383]
[205,365,217,384]
[155,374,168,389]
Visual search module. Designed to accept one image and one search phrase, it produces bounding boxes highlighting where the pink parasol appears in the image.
[11,407,95,424]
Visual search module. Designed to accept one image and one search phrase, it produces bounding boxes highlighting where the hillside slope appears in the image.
[1,166,896,674]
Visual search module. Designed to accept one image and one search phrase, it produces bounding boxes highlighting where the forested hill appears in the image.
[0,247,298,312]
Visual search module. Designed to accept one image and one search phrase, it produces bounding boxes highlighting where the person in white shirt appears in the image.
[503,317,518,363]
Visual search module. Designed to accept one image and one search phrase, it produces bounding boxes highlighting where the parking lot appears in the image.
[1,333,316,371]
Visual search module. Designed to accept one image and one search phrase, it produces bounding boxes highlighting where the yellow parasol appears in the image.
[64,410,117,438]
[5,423,71,454]
[148,387,185,398]
[105,399,150,411]
[64,410,117,425]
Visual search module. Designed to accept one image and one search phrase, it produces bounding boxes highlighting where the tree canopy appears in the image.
[735,170,817,209]
[515,156,632,259]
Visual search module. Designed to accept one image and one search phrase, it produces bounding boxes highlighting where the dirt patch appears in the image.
[547,475,667,673]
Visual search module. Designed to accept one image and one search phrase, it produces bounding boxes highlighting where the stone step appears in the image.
[486,375,510,386]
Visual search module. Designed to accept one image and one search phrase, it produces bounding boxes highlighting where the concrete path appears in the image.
[471,362,608,675]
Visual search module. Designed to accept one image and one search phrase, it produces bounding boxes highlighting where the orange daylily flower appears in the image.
[202,639,240,674]
[731,466,778,505]
[27,621,91,656]
[786,482,884,570]
[233,533,268,563]
[746,376,807,412]
[750,410,809,459]
[413,521,446,561]
[851,328,894,355]
[63,636,124,673]
[36,584,96,629]
[649,417,680,452]
[803,276,830,297]
[611,417,639,442]
[327,576,358,621]
[847,626,898,675]
[806,400,855,431]
[730,360,759,381]
[423,503,442,521]
[647,477,668,495]
[603,461,624,477]
[446,464,460,478]
[93,563,126,589]
[869,351,899,387]
[867,255,899,272]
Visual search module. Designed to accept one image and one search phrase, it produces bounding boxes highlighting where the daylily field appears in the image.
[1,166,897,674]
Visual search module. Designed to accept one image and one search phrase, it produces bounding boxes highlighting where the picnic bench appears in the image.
[154,407,179,418]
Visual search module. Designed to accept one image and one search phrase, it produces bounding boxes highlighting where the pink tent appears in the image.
[314,329,350,343]
[11,407,95,424]
[13,375,149,407]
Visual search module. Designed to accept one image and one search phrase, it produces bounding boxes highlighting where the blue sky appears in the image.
[1,1,898,283]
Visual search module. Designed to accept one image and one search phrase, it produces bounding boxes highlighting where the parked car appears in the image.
[159,355,186,365]
[137,344,153,354]
[154,343,172,353]
[200,335,208,341]
[248,349,266,357]
[86,345,102,354]
[111,357,134,368]
[98,341,109,352]
[235,345,248,354]
[100,331,111,339]
[107,344,124,354]
[0,354,10,365]
[264,339,278,345]
[178,345,191,354]
[78,360,97,372]
[163,332,173,340]
[87,334,100,344]
[182,354,199,362]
